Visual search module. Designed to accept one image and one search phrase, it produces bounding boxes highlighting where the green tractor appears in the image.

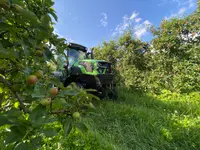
[54,42,117,99]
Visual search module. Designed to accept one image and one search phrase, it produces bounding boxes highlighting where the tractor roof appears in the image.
[67,42,87,52]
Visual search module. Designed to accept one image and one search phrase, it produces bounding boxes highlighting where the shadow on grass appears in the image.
[86,87,200,150]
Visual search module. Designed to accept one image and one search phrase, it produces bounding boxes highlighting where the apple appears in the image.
[73,112,80,119]
[40,98,51,106]
[27,75,38,85]
[49,87,58,96]
[34,70,43,79]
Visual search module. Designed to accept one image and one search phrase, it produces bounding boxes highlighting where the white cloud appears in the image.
[100,13,108,27]
[134,26,147,38]
[66,37,74,42]
[130,12,138,20]
[188,0,195,8]
[144,20,151,26]
[135,18,142,23]
[134,20,151,38]
[163,0,196,20]
[159,0,196,8]
[113,10,151,39]
[178,7,187,14]
[165,7,186,20]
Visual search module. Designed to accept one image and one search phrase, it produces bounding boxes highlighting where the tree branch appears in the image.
[0,76,30,113]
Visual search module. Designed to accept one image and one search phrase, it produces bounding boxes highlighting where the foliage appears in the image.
[0,0,98,149]
[93,2,200,93]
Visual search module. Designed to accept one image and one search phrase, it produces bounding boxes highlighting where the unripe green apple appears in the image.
[34,70,43,79]
[40,98,51,106]
[73,112,80,119]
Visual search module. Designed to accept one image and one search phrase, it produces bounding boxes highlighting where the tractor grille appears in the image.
[97,62,112,74]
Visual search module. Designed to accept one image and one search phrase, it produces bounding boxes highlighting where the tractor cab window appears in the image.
[68,49,86,67]
[56,54,67,71]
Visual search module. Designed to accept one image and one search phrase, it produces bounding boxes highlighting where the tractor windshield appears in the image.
[68,49,87,67]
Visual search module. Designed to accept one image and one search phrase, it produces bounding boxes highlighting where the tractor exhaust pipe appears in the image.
[90,47,94,59]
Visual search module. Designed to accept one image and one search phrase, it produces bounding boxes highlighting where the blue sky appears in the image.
[53,0,197,48]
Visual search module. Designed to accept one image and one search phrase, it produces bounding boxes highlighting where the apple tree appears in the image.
[0,0,98,149]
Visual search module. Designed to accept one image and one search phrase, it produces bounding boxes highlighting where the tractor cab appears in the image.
[66,43,90,68]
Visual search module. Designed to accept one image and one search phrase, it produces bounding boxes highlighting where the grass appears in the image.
[7,88,199,150]
[67,88,200,150]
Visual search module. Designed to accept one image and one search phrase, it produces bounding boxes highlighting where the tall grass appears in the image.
[81,88,200,150]
[32,88,200,149]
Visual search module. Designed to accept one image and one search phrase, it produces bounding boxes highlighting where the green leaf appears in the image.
[1,39,13,48]
[31,137,42,149]
[11,4,40,27]
[87,93,100,100]
[5,132,22,144]
[0,43,17,59]
[75,123,88,133]
[52,98,67,109]
[46,0,55,7]
[0,115,12,126]
[31,115,57,127]
[44,117,58,124]
[85,89,97,92]
[30,105,46,124]
[49,8,58,21]
[0,23,12,31]
[44,48,54,60]
[63,117,72,137]
[6,108,22,118]
[41,15,51,28]
[49,78,64,89]
[5,126,25,144]
[60,89,79,96]
[12,0,24,6]
[42,128,57,137]
[34,116,57,127]
[14,142,29,150]
[31,86,46,98]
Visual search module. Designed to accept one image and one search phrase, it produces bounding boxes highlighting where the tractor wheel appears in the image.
[95,87,107,100]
